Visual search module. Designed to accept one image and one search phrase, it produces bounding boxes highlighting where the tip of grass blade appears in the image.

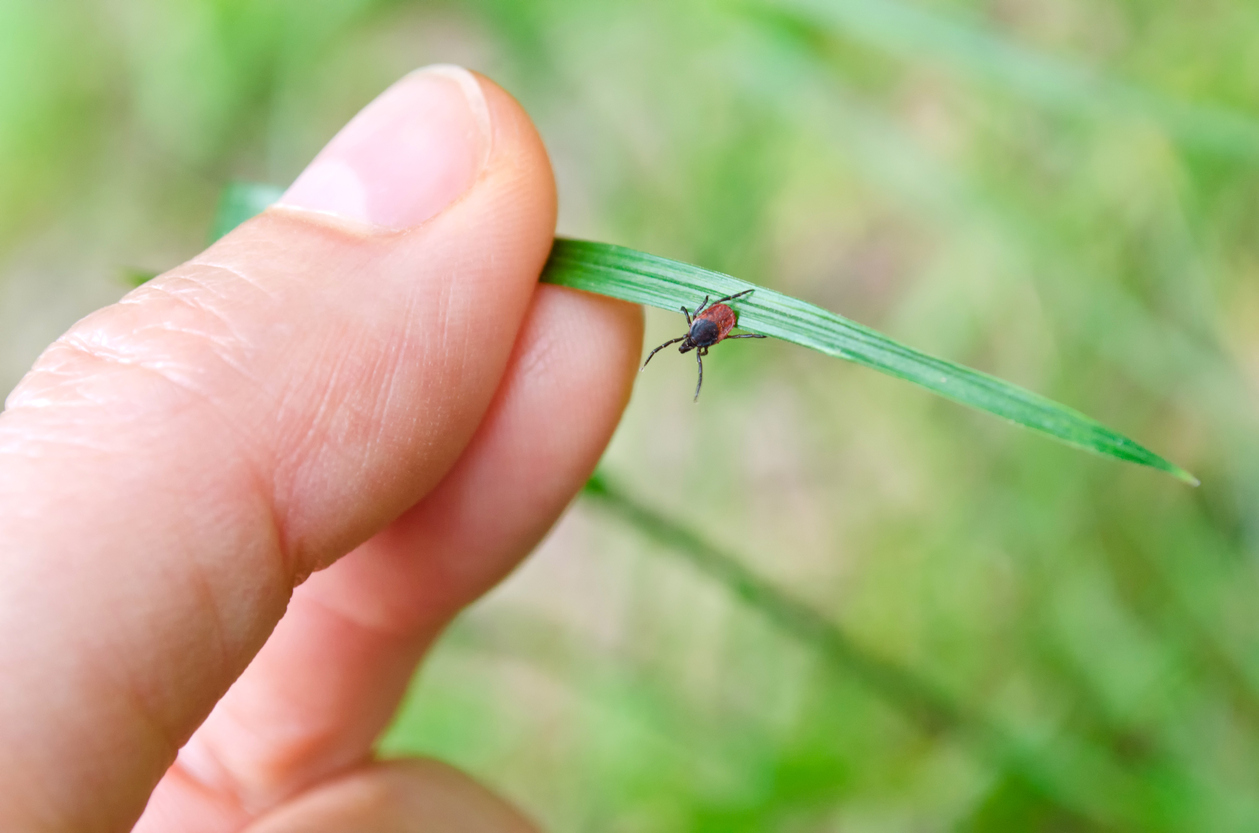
[1172,467,1201,488]
[1137,447,1198,487]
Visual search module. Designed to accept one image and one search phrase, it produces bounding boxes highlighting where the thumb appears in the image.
[0,67,556,831]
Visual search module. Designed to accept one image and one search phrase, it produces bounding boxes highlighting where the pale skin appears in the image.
[0,67,642,832]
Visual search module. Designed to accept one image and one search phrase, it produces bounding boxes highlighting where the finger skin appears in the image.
[136,287,642,830]
[0,74,554,832]
[242,759,540,833]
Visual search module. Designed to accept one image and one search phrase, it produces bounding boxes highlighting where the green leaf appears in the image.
[545,239,1196,485]
[208,184,1195,484]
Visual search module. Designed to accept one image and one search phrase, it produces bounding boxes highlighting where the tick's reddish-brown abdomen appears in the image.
[696,304,738,343]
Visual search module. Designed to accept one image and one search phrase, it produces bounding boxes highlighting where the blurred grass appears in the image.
[5,0,1259,830]
[579,472,1119,829]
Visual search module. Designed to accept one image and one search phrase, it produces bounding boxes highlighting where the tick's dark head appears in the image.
[687,317,721,348]
[677,335,698,354]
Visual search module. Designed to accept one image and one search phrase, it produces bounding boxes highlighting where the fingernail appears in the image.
[279,65,490,229]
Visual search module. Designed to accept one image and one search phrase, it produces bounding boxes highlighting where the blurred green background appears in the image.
[4,0,1259,829]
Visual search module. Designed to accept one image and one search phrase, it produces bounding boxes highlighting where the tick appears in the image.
[641,289,766,401]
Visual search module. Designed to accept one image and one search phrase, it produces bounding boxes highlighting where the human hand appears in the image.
[0,66,642,832]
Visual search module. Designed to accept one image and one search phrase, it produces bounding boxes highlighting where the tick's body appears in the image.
[642,289,766,400]
[689,304,738,347]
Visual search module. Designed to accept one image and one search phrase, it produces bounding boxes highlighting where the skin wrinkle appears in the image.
[99,659,191,786]
[226,437,294,590]
[510,322,562,386]
[34,558,253,832]
[3,352,144,412]
[361,259,438,461]
[16,340,288,561]
[122,281,260,377]
[267,315,383,463]
[0,425,129,456]
[160,761,251,831]
[186,601,430,813]
[109,318,258,386]
[316,313,404,440]
[192,712,344,815]
[120,497,292,818]
[89,481,290,735]
[262,403,332,577]
[296,583,433,646]
[307,552,444,639]
[409,276,459,464]
[361,339,410,466]
[429,234,478,361]
[128,270,257,338]
[40,336,234,416]
[169,724,263,828]
[8,358,143,411]
[33,284,268,445]
[277,348,350,470]
[433,280,457,381]
[21,701,173,833]
[59,333,213,391]
[177,537,237,702]
[185,257,283,304]
[266,325,416,562]
[8,338,301,605]
[359,326,424,458]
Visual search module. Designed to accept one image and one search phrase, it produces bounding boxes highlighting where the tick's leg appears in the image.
[710,288,755,306]
[726,333,767,339]
[681,305,693,325]
[641,336,686,370]
[694,350,704,402]
[693,295,712,315]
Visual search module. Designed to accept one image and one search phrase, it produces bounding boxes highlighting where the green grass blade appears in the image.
[545,239,1196,484]
[209,182,285,244]
[207,186,1193,483]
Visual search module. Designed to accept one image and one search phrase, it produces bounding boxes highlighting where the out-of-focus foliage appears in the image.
[4,0,1259,830]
